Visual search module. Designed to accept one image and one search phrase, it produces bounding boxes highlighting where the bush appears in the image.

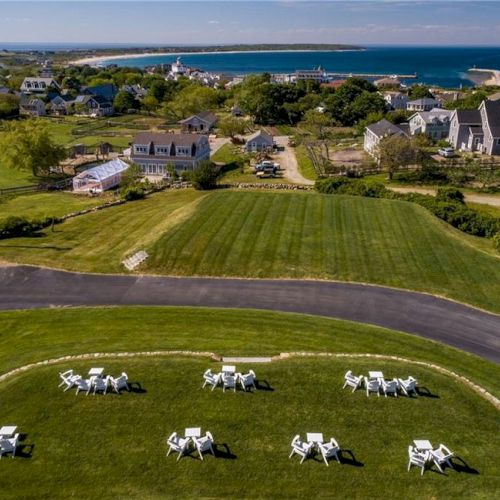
[0,216,53,239]
[436,187,465,204]
[191,160,221,190]
[316,177,388,198]
[121,185,146,201]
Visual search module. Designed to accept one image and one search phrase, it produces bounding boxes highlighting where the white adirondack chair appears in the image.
[166,432,190,461]
[92,376,110,395]
[202,369,221,391]
[111,373,129,393]
[193,431,215,460]
[238,370,257,391]
[222,374,236,392]
[0,433,19,459]
[289,435,313,464]
[398,376,418,396]
[58,370,79,392]
[74,377,92,395]
[364,377,381,397]
[408,446,428,475]
[343,370,363,392]
[430,444,454,472]
[381,378,399,397]
[318,437,341,466]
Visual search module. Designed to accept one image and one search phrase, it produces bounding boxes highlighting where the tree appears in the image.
[377,134,415,179]
[166,85,220,119]
[190,160,221,190]
[218,116,248,138]
[0,94,19,118]
[300,109,332,140]
[0,120,66,177]
[113,91,139,113]
[409,84,433,99]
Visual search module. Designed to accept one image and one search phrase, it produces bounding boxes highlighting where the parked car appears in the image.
[438,147,455,158]
[255,160,280,171]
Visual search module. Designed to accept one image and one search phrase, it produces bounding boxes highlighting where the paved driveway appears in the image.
[0,265,499,362]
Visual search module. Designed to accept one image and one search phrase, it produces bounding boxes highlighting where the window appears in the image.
[135,146,147,154]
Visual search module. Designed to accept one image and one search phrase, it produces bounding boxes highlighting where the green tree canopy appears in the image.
[113,91,139,113]
[0,119,67,177]
[0,93,19,119]
[377,134,416,179]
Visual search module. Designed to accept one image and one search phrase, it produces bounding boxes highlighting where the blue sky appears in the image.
[0,1,499,46]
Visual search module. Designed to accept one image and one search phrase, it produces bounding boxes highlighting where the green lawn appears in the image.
[0,307,498,499]
[0,164,36,189]
[295,144,317,181]
[145,191,500,312]
[0,189,204,272]
[1,189,499,312]
[0,192,116,222]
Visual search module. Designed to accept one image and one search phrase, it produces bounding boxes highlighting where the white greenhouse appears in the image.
[73,158,129,193]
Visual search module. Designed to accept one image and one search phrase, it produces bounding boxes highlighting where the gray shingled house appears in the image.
[179,111,218,133]
[131,132,210,175]
[363,119,409,157]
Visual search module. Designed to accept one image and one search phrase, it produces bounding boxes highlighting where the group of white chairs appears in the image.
[343,370,418,397]
[203,368,257,392]
[289,434,341,466]
[167,429,215,461]
[58,369,130,395]
[408,442,455,475]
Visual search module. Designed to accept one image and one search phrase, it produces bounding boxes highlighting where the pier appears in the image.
[326,72,417,79]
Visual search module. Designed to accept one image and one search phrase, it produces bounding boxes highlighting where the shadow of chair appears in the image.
[338,449,364,467]
[213,443,237,460]
[416,386,439,399]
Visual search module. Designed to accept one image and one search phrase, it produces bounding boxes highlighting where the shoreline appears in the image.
[468,68,500,86]
[69,48,365,66]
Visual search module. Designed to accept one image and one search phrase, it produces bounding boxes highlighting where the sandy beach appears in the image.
[70,48,362,66]
[468,68,500,86]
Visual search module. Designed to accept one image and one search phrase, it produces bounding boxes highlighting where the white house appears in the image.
[73,158,129,193]
[408,108,453,140]
[407,97,441,112]
[364,119,409,157]
[244,130,274,152]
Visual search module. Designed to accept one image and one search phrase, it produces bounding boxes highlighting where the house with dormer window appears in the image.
[131,132,210,175]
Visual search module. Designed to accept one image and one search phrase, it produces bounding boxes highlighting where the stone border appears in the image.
[0,350,497,410]
[276,352,500,409]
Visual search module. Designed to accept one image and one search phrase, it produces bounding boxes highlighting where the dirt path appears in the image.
[209,136,230,156]
[273,136,314,185]
[389,186,500,207]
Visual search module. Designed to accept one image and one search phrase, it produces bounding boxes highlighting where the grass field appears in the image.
[0,189,204,272]
[0,307,498,498]
[145,191,500,312]
[0,192,116,222]
[1,189,499,312]
[295,144,317,181]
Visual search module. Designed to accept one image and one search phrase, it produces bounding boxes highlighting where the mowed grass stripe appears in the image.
[145,191,500,312]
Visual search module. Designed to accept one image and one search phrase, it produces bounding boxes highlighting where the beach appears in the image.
[70,49,361,67]
[467,68,500,86]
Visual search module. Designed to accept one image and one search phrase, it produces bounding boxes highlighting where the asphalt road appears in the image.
[0,265,499,362]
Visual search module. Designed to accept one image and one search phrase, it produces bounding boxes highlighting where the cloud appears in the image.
[208,20,220,24]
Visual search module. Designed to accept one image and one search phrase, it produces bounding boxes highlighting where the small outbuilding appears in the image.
[244,130,274,152]
[73,158,129,193]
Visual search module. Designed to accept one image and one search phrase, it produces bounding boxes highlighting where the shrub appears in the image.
[191,160,221,190]
[0,216,53,239]
[493,232,500,253]
[436,187,465,204]
[121,185,146,201]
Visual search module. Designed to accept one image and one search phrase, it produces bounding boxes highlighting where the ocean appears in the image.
[98,46,500,88]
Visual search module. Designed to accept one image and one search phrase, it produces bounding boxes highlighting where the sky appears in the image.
[0,1,500,46]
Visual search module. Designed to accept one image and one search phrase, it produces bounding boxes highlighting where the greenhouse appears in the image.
[73,158,129,193]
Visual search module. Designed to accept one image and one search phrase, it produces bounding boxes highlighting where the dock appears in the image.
[326,72,417,79]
